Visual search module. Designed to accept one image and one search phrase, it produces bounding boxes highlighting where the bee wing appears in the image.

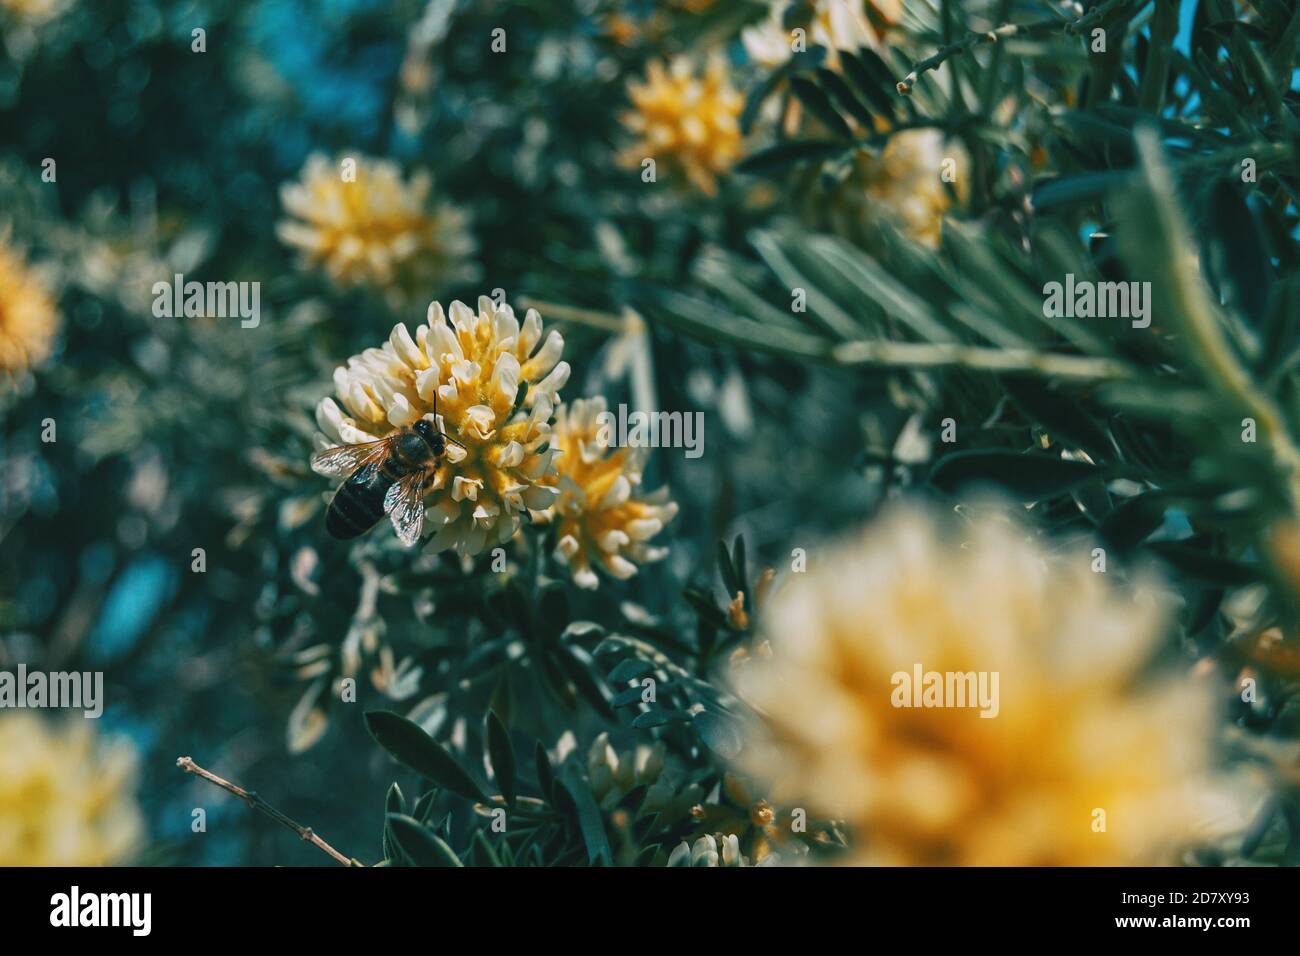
[384,470,431,547]
[311,437,392,479]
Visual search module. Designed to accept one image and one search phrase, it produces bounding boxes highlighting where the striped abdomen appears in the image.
[325,430,438,540]
[325,462,396,539]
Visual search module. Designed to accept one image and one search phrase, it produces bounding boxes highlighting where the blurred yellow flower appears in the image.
[314,297,569,555]
[0,238,58,378]
[277,153,476,305]
[742,0,898,69]
[730,503,1225,865]
[802,130,962,248]
[619,55,744,196]
[0,713,143,866]
[0,0,69,23]
[537,396,678,589]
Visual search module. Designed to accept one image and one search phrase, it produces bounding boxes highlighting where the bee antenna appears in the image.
[428,374,464,449]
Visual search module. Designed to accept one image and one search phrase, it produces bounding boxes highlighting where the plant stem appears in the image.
[896,23,1028,95]
[1132,129,1300,509]
[831,339,1133,380]
[176,756,361,867]
[1138,0,1178,111]
[654,291,1135,382]
[517,297,626,333]
[896,0,1146,96]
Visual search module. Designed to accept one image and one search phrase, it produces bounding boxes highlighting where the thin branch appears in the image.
[177,756,361,867]
[896,24,1024,95]
[896,0,1145,95]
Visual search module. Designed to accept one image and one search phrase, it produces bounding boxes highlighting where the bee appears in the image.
[311,404,465,546]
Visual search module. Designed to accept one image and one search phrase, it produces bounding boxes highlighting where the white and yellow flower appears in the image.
[730,502,1231,865]
[538,397,678,589]
[0,713,143,866]
[277,153,476,304]
[314,297,569,555]
[619,55,744,196]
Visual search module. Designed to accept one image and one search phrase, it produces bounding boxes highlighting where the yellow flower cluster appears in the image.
[539,397,678,589]
[0,714,143,866]
[315,297,569,555]
[619,55,744,196]
[0,237,59,379]
[277,153,476,305]
[730,503,1227,865]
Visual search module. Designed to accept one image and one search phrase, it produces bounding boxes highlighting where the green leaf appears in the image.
[635,843,662,866]
[648,288,830,361]
[1001,375,1112,458]
[469,830,503,868]
[534,740,557,804]
[632,709,689,729]
[815,66,875,129]
[607,657,655,683]
[365,710,488,803]
[412,788,439,824]
[732,535,748,595]
[929,450,1101,499]
[682,587,729,629]
[382,782,405,863]
[612,684,648,707]
[1054,113,1135,163]
[616,784,649,815]
[1146,541,1261,585]
[1099,494,1168,551]
[558,773,612,866]
[839,48,896,119]
[717,539,740,595]
[632,812,661,843]
[740,62,789,135]
[1205,178,1270,327]
[386,814,463,867]
[562,620,605,641]
[735,139,849,176]
[486,710,517,808]
[1031,171,1128,212]
[489,677,512,728]
[553,646,615,719]
[693,710,743,760]
[385,781,406,814]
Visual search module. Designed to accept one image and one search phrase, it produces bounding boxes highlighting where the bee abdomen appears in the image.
[326,474,392,539]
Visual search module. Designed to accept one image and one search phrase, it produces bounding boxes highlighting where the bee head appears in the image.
[413,419,446,455]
